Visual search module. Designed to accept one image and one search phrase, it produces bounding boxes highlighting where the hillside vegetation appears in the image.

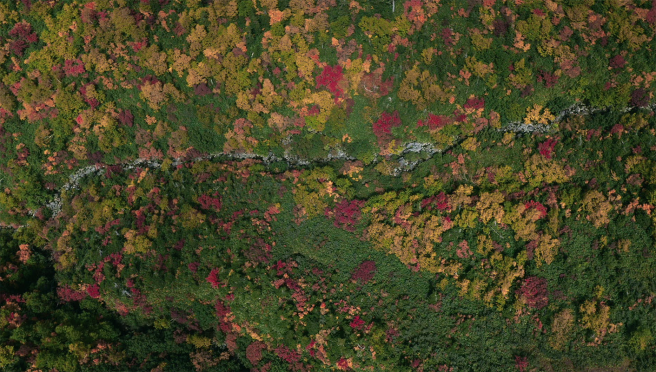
[0,0,656,371]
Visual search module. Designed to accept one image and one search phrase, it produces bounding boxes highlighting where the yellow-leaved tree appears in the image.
[139,81,167,110]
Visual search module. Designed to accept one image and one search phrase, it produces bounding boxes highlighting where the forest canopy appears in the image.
[0,0,655,371]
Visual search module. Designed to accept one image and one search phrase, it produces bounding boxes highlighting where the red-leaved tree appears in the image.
[516,276,549,310]
[351,260,377,283]
[373,111,401,146]
[275,345,301,363]
[464,97,485,110]
[206,268,221,288]
[246,341,266,366]
[87,283,101,299]
[198,192,222,211]
[350,315,365,330]
[515,356,528,372]
[417,114,449,130]
[316,65,345,98]
[325,199,365,232]
[421,192,451,211]
[538,138,557,159]
[524,201,547,219]
[57,284,88,302]
[63,59,86,77]
[8,22,38,56]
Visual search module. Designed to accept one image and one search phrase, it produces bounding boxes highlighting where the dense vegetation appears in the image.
[0,0,656,371]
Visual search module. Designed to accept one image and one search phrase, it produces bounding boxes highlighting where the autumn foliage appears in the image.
[315,65,345,98]
[0,0,655,371]
[516,277,549,310]
[351,260,377,283]
[325,199,365,232]
[373,110,402,147]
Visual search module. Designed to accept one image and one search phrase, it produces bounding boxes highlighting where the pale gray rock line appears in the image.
[6,103,654,228]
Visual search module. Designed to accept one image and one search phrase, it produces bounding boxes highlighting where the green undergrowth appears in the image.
[0,0,655,217]
[2,111,656,370]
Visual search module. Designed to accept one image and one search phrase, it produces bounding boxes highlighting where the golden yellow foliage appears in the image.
[457,279,471,296]
[621,112,650,131]
[139,81,167,110]
[470,30,492,51]
[616,239,631,253]
[513,30,531,52]
[499,263,524,299]
[179,207,206,229]
[260,0,278,9]
[422,174,443,195]
[538,38,560,57]
[465,56,495,78]
[68,135,88,161]
[397,83,421,105]
[502,204,539,241]
[535,234,560,267]
[508,58,532,89]
[454,208,479,229]
[437,259,463,279]
[489,250,527,301]
[0,3,17,25]
[111,7,141,40]
[249,79,283,114]
[366,202,454,273]
[301,91,335,131]
[421,48,435,64]
[450,185,474,209]
[295,53,316,80]
[34,124,52,148]
[476,234,494,256]
[223,118,259,153]
[524,104,555,125]
[293,168,343,221]
[123,229,153,255]
[609,11,650,51]
[423,215,450,245]
[209,0,239,18]
[476,191,505,224]
[397,65,450,109]
[624,155,647,174]
[163,83,185,103]
[550,309,575,350]
[467,278,487,300]
[203,47,221,60]
[187,335,212,349]
[579,300,621,345]
[289,0,315,13]
[235,91,251,111]
[267,112,287,133]
[171,49,192,77]
[581,190,613,228]
[460,137,481,151]
[186,62,211,87]
[168,128,189,153]
[269,8,291,25]
[278,34,293,52]
[186,24,208,44]
[501,132,515,145]
[54,228,77,270]
[340,161,364,181]
[523,154,570,187]
[81,48,116,74]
